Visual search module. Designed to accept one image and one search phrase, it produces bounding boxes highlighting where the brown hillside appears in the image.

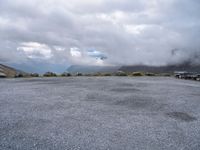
[0,64,22,77]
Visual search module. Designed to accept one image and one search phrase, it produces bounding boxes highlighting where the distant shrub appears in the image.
[61,72,71,77]
[15,73,24,78]
[43,72,57,77]
[30,73,39,77]
[161,73,171,77]
[15,72,32,78]
[103,73,112,76]
[76,72,82,76]
[84,74,92,76]
[145,72,155,76]
[114,71,128,76]
[93,72,102,76]
[132,72,144,76]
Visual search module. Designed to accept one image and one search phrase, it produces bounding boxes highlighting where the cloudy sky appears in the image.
[0,0,200,73]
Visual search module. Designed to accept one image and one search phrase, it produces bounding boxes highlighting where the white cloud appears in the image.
[96,11,126,25]
[124,24,146,35]
[17,42,52,59]
[70,47,82,58]
[54,46,65,51]
[0,0,200,71]
[69,48,108,66]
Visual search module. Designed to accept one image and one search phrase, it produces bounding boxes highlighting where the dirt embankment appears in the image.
[0,64,17,77]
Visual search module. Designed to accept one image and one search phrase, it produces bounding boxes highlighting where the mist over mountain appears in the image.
[120,63,200,74]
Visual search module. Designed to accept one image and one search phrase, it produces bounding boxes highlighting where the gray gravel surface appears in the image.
[0,77,200,150]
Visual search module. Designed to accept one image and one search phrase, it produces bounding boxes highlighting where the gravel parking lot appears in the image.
[0,77,200,150]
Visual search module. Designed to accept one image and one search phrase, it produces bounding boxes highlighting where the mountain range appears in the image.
[1,63,200,77]
[67,63,200,74]
[119,64,200,73]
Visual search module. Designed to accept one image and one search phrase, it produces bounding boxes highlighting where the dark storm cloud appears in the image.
[0,0,200,71]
